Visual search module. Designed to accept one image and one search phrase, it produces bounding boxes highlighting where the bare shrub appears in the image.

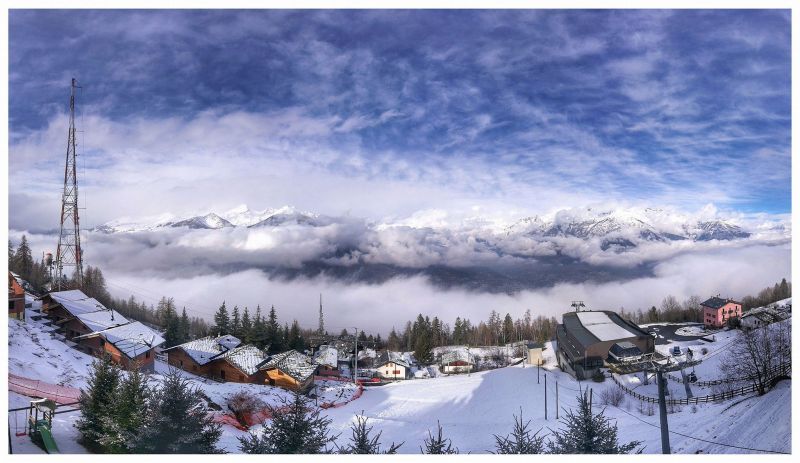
[701,347,708,355]
[600,386,625,407]
[637,400,655,416]
[228,390,266,427]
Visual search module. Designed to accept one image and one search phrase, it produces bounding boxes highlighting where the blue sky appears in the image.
[8,9,791,230]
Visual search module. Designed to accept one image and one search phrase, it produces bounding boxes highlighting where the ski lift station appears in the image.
[556,310,655,380]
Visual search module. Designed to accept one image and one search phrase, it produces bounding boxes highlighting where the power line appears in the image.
[536,367,788,454]
[605,399,788,454]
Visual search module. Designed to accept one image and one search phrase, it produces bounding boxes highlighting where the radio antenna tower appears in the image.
[55,78,83,290]
[317,293,325,335]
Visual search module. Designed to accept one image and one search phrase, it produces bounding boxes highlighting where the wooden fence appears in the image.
[612,362,790,405]
[666,362,791,387]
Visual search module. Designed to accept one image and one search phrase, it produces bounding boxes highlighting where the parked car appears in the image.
[671,346,681,356]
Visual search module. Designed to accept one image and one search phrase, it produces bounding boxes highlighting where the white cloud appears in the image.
[92,243,789,335]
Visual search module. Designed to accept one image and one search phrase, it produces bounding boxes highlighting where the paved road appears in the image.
[644,323,710,345]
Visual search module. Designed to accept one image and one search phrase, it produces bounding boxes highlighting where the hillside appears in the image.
[8,296,791,454]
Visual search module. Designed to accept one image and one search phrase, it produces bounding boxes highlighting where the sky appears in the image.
[7,10,792,332]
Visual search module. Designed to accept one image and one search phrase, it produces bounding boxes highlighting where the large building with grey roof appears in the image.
[556,310,654,379]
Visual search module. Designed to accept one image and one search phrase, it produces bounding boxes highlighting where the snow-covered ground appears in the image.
[321,340,791,454]
[8,296,791,454]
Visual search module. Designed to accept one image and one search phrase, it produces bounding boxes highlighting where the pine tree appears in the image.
[453,317,463,345]
[76,355,122,452]
[213,302,230,336]
[387,327,400,351]
[289,320,305,351]
[493,410,544,454]
[339,414,402,454]
[137,370,222,453]
[239,390,336,454]
[265,306,280,352]
[421,421,458,454]
[281,323,290,352]
[179,307,191,343]
[252,305,268,349]
[162,300,181,348]
[241,307,252,344]
[12,235,34,281]
[547,391,642,454]
[231,305,241,339]
[503,313,515,344]
[100,367,150,453]
[413,314,433,364]
[779,278,790,300]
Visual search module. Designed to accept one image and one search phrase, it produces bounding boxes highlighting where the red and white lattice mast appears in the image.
[55,78,83,289]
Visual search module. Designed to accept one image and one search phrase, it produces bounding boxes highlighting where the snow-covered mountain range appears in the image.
[92,204,781,245]
[83,204,789,293]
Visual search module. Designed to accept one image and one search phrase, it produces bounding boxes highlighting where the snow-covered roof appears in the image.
[377,351,411,368]
[167,336,229,365]
[314,345,338,367]
[742,306,786,324]
[260,350,317,382]
[575,311,640,342]
[701,296,739,309]
[85,321,165,359]
[216,335,241,350]
[75,309,129,332]
[47,290,109,316]
[217,345,268,376]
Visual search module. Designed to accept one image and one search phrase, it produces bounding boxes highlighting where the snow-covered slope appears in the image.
[7,302,792,455]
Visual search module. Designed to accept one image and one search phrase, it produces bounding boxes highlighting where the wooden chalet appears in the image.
[259,350,317,392]
[208,345,269,383]
[313,345,341,377]
[163,335,243,378]
[74,321,166,372]
[8,272,25,320]
[39,290,164,371]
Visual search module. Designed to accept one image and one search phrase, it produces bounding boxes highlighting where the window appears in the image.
[179,360,184,367]
[145,351,150,359]
[393,370,401,375]
[221,370,226,379]
[239,375,244,381]
[100,339,105,346]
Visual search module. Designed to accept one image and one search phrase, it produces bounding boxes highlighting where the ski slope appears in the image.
[321,360,791,454]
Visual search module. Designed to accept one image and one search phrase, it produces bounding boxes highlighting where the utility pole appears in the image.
[352,326,358,383]
[555,381,559,419]
[55,78,83,290]
[537,359,540,384]
[544,374,548,420]
[656,369,671,454]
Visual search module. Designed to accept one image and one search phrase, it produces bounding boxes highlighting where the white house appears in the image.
[741,308,783,330]
[376,351,411,380]
[441,350,474,374]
